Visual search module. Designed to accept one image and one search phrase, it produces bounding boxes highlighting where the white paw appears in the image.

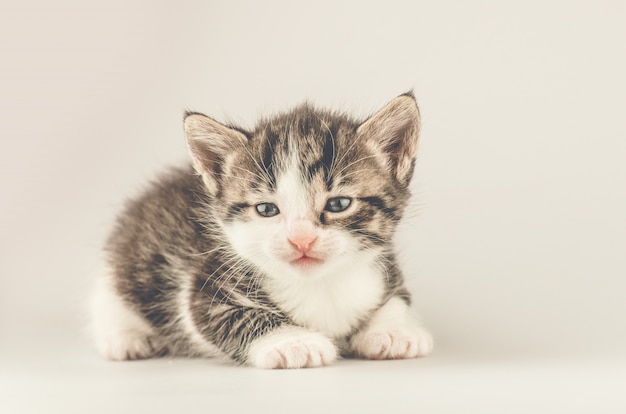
[98,332,159,361]
[90,272,160,361]
[351,326,433,360]
[247,327,337,369]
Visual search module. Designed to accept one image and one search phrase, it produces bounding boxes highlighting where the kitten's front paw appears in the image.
[247,328,337,369]
[351,326,433,360]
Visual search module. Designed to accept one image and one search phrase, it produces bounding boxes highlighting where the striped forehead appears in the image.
[256,109,346,187]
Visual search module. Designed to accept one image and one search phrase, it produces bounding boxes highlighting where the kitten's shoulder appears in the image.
[106,164,209,248]
[149,164,204,194]
[125,164,206,209]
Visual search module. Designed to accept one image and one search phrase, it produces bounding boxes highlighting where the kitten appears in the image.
[91,92,433,368]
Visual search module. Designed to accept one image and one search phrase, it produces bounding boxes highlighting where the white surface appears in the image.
[3,333,626,413]
[1,1,625,413]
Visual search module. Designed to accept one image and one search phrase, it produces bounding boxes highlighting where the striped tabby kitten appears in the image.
[91,93,433,368]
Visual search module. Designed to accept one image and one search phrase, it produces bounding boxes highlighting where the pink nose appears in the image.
[288,234,317,254]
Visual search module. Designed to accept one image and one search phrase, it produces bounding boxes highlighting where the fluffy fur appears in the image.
[91,93,433,368]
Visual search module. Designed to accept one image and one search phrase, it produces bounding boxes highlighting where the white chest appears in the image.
[265,260,385,338]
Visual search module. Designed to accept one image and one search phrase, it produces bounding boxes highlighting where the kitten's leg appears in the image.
[188,294,337,368]
[246,326,337,369]
[350,296,433,360]
[90,269,160,360]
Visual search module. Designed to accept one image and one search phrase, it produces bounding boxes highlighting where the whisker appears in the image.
[207,258,251,307]
[216,171,263,187]
[186,245,228,257]
[229,165,268,186]
[241,145,273,186]
[334,154,380,178]
[199,253,244,294]
[332,127,363,174]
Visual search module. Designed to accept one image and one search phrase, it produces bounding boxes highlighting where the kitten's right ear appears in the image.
[184,112,248,195]
[356,93,421,187]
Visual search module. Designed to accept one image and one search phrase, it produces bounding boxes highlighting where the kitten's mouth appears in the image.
[290,255,324,267]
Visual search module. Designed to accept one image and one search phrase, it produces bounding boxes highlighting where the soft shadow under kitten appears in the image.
[91,92,433,368]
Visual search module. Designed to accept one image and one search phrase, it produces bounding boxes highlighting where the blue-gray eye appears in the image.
[325,197,352,212]
[255,203,280,217]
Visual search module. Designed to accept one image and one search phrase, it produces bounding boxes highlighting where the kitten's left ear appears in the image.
[357,92,421,186]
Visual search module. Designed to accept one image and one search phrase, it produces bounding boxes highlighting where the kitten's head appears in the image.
[185,93,420,279]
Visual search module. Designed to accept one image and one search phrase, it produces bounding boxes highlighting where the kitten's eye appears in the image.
[325,197,352,213]
[255,203,280,217]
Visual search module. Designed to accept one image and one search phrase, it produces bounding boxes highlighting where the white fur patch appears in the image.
[90,267,158,360]
[247,326,337,369]
[350,297,433,359]
[264,255,385,337]
[276,161,309,216]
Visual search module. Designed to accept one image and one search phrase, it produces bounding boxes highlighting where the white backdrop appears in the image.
[1,1,625,413]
